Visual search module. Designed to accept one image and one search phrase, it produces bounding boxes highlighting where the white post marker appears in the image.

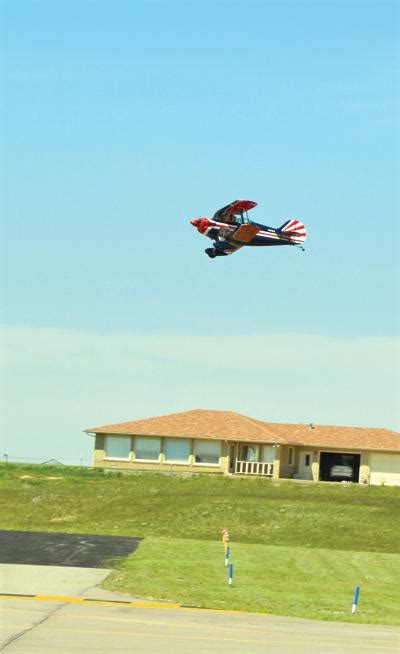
[352,585,360,614]
[228,563,233,586]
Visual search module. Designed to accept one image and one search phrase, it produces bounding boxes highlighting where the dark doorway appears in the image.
[228,443,237,473]
[319,452,361,483]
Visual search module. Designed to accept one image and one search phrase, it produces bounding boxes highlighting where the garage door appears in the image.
[369,453,400,486]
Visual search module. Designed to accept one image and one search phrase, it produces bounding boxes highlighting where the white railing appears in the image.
[235,460,274,476]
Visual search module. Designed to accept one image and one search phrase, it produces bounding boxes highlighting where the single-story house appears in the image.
[85,409,400,486]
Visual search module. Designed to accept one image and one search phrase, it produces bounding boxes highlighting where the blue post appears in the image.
[225,546,230,567]
[228,563,233,586]
[352,585,360,614]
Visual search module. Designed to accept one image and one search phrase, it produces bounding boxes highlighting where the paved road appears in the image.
[1,564,399,654]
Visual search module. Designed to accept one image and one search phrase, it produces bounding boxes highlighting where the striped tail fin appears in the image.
[278,219,307,245]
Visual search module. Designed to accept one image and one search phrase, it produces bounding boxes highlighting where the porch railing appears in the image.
[234,460,274,476]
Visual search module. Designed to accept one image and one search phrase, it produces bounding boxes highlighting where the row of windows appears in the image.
[104,436,221,465]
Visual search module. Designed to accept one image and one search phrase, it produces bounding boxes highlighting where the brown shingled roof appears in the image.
[265,422,400,453]
[86,409,400,453]
[86,409,283,443]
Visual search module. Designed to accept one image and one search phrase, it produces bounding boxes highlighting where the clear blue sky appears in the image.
[1,1,399,463]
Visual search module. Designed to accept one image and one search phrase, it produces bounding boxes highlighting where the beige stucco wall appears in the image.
[93,434,106,467]
[311,455,319,481]
[272,446,281,479]
[278,445,296,479]
[359,452,369,484]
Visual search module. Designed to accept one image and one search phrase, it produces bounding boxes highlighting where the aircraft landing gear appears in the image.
[205,247,228,258]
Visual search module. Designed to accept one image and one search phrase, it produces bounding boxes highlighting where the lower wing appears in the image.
[231,224,260,243]
[209,224,259,257]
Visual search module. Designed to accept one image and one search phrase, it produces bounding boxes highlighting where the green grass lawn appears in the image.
[103,537,400,625]
[1,463,400,624]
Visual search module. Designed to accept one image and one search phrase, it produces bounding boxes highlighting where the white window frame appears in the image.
[194,439,221,466]
[134,436,161,462]
[163,438,191,464]
[262,445,275,464]
[104,435,131,461]
[242,444,260,462]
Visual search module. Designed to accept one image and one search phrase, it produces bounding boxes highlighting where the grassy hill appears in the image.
[1,463,399,624]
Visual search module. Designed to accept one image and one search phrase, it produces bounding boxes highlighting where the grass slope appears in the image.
[1,464,399,624]
[103,538,400,624]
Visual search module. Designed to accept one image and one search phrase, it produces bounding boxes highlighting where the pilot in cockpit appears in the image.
[225,212,247,225]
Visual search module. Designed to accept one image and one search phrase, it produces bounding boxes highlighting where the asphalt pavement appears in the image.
[0,530,141,567]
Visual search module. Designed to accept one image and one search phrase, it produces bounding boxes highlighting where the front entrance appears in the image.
[297,451,313,480]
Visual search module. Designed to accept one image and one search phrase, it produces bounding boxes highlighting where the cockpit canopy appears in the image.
[222,211,250,225]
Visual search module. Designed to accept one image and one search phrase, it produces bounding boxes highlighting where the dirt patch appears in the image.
[50,515,76,523]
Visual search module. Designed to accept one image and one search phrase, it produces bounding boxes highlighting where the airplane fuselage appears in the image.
[203,220,287,247]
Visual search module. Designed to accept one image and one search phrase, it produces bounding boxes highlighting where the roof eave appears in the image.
[86,429,288,443]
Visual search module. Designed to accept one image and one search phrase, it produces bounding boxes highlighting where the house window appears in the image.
[135,437,161,461]
[305,453,311,467]
[262,445,274,464]
[164,438,191,463]
[242,445,259,462]
[288,447,294,466]
[105,436,131,460]
[194,440,221,465]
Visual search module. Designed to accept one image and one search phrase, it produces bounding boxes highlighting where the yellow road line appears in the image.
[0,594,180,610]
[0,594,328,619]
[0,593,275,616]
[6,624,399,651]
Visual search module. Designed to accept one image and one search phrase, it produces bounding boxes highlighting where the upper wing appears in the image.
[213,199,257,221]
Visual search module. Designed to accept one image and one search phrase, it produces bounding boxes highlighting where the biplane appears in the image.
[190,199,306,258]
